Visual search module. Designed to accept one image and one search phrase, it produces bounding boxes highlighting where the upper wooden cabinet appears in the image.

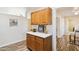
[31,7,52,25]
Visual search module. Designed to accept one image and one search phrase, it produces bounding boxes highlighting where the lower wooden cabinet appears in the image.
[27,34,52,51]
[27,34,36,50]
[35,37,43,51]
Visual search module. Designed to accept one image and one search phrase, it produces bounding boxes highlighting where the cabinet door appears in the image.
[30,35,35,50]
[41,8,52,25]
[43,9,49,24]
[40,10,46,25]
[43,36,52,51]
[31,13,39,25]
[35,37,43,51]
[27,34,30,48]
[31,13,35,24]
[38,11,43,25]
[47,8,52,24]
[27,34,35,50]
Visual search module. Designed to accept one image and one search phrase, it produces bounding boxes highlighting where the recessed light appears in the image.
[74,12,78,15]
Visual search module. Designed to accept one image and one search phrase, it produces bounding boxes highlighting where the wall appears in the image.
[52,8,57,50]
[56,9,66,38]
[0,14,27,47]
[56,15,79,37]
[60,16,65,37]
[57,8,79,35]
[56,16,66,38]
[64,16,79,33]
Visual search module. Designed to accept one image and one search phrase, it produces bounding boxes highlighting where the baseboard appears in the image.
[0,39,26,48]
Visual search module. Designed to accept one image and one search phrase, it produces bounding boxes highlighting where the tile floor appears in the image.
[57,35,79,51]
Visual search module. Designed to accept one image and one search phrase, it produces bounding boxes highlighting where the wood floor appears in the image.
[0,40,29,51]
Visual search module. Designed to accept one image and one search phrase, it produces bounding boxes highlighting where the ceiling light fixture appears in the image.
[73,7,79,15]
[74,12,79,15]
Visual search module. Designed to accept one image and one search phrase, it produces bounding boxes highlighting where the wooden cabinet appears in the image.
[31,12,39,25]
[26,34,52,51]
[27,34,35,50]
[31,7,52,25]
[35,37,43,51]
[43,37,52,50]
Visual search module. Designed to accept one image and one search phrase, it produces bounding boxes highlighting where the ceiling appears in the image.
[0,7,26,17]
[26,7,79,17]
[57,7,79,17]
[26,7,42,13]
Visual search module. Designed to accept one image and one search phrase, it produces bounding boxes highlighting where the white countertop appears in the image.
[27,32,52,38]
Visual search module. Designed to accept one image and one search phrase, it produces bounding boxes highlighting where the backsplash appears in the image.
[29,25,52,34]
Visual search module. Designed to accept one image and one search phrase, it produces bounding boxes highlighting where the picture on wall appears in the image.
[9,19,18,26]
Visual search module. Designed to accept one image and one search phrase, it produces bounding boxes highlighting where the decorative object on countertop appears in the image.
[32,28,36,32]
[38,25,46,33]
[44,25,48,34]
[30,28,36,32]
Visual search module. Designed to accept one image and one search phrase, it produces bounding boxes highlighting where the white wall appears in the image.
[58,16,65,37]
[57,10,68,37]
[52,8,57,51]
[64,16,79,32]
[0,14,27,47]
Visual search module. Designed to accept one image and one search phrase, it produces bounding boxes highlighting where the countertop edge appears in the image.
[27,32,52,38]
